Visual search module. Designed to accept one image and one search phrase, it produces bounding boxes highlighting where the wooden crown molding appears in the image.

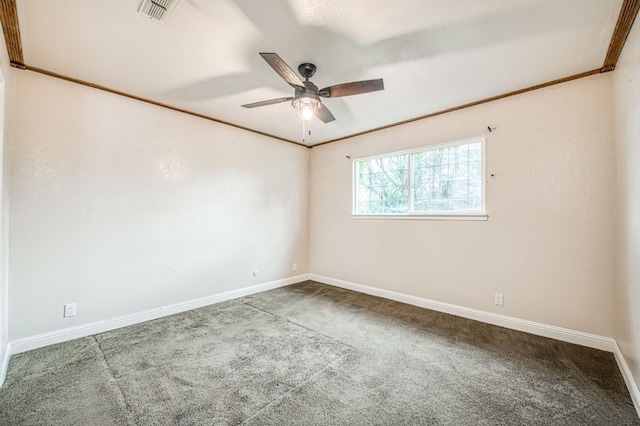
[0,0,24,68]
[0,0,639,147]
[310,69,602,147]
[24,65,307,148]
[602,0,640,72]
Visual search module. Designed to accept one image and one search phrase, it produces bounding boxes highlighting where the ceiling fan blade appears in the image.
[316,103,336,123]
[319,79,384,98]
[259,53,305,89]
[241,97,293,108]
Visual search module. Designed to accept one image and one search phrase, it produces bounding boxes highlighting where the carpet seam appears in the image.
[241,299,359,355]
[240,352,355,425]
[242,301,357,350]
[283,317,357,350]
[92,336,137,425]
[241,302,281,319]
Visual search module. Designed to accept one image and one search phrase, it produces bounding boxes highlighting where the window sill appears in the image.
[352,214,488,221]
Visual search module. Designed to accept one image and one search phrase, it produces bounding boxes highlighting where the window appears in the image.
[353,137,485,218]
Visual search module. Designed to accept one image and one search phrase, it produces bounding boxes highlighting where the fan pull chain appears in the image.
[302,120,312,143]
[302,119,306,143]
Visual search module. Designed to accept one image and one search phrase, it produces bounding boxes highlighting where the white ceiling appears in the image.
[16,0,623,145]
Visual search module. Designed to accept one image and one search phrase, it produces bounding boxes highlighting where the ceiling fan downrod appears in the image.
[298,63,317,81]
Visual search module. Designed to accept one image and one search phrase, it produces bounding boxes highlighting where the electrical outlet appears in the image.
[494,293,504,306]
[292,263,298,271]
[64,303,77,318]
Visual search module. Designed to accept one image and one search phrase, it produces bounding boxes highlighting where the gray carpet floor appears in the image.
[1,280,638,425]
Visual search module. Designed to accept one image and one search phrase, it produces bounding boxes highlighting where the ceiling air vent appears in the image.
[138,0,178,22]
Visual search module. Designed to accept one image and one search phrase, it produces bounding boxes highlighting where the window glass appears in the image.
[355,154,408,214]
[353,137,484,216]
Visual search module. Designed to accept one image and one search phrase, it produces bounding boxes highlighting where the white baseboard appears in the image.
[316,271,640,415]
[0,342,11,387]
[10,274,309,355]
[613,342,640,418]
[5,273,639,416]
[309,274,616,353]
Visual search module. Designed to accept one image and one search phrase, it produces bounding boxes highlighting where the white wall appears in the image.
[8,71,309,340]
[613,17,640,391]
[309,74,616,337]
[0,26,14,375]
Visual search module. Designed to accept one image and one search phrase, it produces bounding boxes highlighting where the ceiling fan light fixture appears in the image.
[292,95,320,121]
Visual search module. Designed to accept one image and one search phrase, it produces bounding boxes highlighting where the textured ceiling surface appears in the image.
[16,0,623,145]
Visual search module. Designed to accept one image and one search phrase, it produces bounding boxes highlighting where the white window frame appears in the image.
[352,136,487,221]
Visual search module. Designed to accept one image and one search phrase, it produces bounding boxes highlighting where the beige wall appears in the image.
[613,17,640,391]
[2,26,633,363]
[309,74,616,337]
[8,71,309,340]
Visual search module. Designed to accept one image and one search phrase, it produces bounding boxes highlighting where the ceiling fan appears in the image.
[241,53,384,123]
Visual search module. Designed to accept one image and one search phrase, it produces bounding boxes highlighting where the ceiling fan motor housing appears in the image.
[296,81,320,97]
